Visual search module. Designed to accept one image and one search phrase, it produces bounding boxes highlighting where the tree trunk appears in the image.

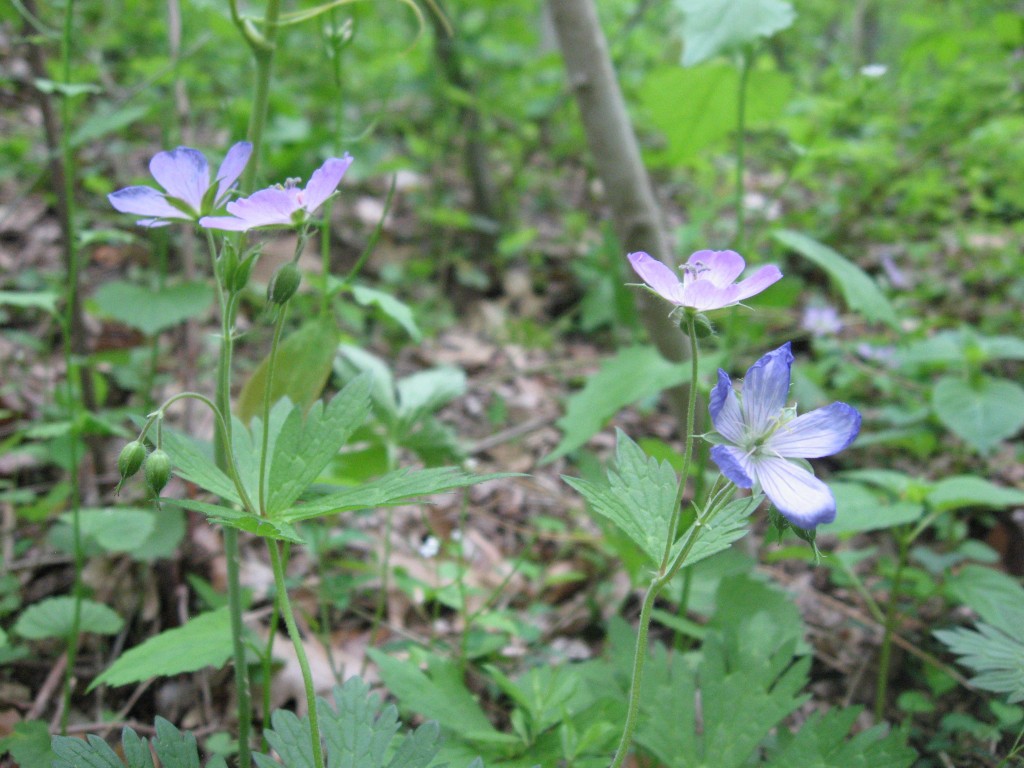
[547,0,689,411]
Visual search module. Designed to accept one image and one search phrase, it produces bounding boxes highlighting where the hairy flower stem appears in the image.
[875,533,910,720]
[269,540,325,768]
[207,231,254,768]
[610,315,700,768]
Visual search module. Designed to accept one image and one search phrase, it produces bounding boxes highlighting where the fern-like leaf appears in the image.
[935,622,1024,703]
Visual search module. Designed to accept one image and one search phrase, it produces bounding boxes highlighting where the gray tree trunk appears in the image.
[547,0,689,411]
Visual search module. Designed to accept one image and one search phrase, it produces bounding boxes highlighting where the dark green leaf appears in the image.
[237,320,338,424]
[773,230,899,329]
[91,280,214,336]
[90,609,233,690]
[547,347,691,462]
[932,375,1024,455]
[677,0,795,66]
[279,468,514,523]
[15,596,122,639]
[268,376,372,516]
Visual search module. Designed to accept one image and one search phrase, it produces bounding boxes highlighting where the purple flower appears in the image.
[200,155,353,232]
[627,250,782,313]
[708,343,861,529]
[801,305,843,338]
[108,142,252,227]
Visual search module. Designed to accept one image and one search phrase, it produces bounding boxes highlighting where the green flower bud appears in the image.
[144,449,172,495]
[117,440,147,480]
[232,253,256,293]
[267,262,301,305]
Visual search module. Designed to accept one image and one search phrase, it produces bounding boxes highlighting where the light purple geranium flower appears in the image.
[628,250,782,313]
[200,154,353,232]
[108,142,253,227]
[708,342,861,529]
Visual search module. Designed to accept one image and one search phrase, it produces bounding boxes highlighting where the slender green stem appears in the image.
[659,313,700,572]
[204,230,254,768]
[735,50,751,252]
[875,533,910,720]
[608,579,659,768]
[56,0,82,735]
[611,316,701,768]
[269,540,325,768]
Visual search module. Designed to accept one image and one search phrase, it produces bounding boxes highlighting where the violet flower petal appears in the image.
[149,147,209,213]
[628,252,683,303]
[226,187,300,228]
[302,155,353,214]
[766,402,862,458]
[749,455,837,529]
[108,186,188,221]
[688,249,745,285]
[214,142,253,204]
[710,444,754,488]
[733,264,783,302]
[741,342,793,435]
[709,369,746,443]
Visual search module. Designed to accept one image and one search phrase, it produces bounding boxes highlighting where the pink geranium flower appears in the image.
[108,142,252,227]
[628,250,782,312]
[200,155,353,232]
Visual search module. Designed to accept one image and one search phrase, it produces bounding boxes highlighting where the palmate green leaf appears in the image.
[237,319,338,424]
[0,720,55,768]
[52,718,227,768]
[167,499,305,543]
[676,0,795,66]
[932,374,1024,455]
[90,608,232,690]
[546,346,692,463]
[91,280,214,336]
[945,565,1024,637]
[14,596,122,639]
[61,507,155,553]
[763,708,917,767]
[352,284,423,342]
[773,230,899,329]
[278,468,513,523]
[232,398,293,511]
[254,677,447,768]
[396,367,466,426]
[669,495,761,568]
[563,430,679,564]
[158,427,240,504]
[935,623,1024,704]
[370,650,516,748]
[267,376,372,516]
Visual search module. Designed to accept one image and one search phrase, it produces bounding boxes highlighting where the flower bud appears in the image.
[267,262,301,305]
[117,440,147,480]
[144,449,172,495]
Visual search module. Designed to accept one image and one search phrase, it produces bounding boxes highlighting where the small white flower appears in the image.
[860,63,888,78]
[418,535,440,559]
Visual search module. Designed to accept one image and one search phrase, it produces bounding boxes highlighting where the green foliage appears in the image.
[547,346,696,462]
[564,430,758,568]
[336,345,467,469]
[52,717,227,768]
[931,375,1024,455]
[14,596,122,639]
[640,62,793,166]
[934,624,1024,705]
[563,429,679,564]
[237,320,339,424]
[352,285,423,342]
[773,230,899,329]
[0,720,55,767]
[676,0,795,66]
[90,280,214,336]
[636,575,915,766]
[91,608,233,690]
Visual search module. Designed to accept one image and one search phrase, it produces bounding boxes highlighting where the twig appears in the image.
[27,654,67,720]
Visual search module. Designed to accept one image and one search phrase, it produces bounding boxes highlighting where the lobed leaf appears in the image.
[15,596,122,640]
